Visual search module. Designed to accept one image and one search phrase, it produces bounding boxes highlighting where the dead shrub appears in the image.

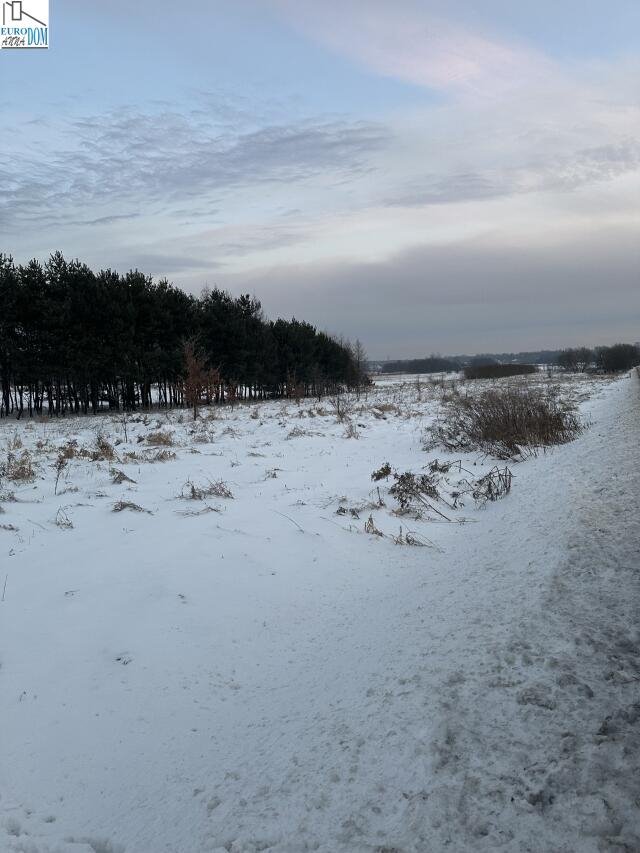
[146,449,176,463]
[93,434,117,462]
[429,387,582,459]
[111,468,136,485]
[146,430,175,447]
[2,449,36,482]
[390,471,439,510]
[471,466,513,504]
[392,526,431,547]
[112,500,151,514]
[54,507,73,529]
[7,432,23,451]
[364,514,383,536]
[371,462,392,482]
[329,395,353,423]
[53,452,68,495]
[343,421,359,439]
[286,426,309,439]
[338,505,362,519]
[179,479,233,500]
[58,439,78,460]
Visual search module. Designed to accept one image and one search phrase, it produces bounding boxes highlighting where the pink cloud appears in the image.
[269,0,551,96]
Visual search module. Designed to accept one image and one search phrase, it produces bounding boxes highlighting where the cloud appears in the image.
[221,226,640,355]
[72,213,141,227]
[384,139,640,207]
[269,0,550,96]
[120,253,219,274]
[1,106,389,229]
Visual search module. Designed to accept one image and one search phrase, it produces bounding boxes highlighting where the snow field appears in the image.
[0,371,636,852]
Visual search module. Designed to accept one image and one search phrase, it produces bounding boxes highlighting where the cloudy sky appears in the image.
[2,0,639,356]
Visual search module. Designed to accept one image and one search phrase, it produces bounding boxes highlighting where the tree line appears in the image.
[0,252,366,418]
[378,345,639,376]
[556,344,639,373]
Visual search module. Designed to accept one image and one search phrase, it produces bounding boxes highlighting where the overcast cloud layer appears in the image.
[2,0,639,355]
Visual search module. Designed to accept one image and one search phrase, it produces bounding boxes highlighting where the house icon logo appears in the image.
[1,0,48,49]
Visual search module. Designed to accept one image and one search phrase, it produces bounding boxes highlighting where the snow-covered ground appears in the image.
[1,371,638,853]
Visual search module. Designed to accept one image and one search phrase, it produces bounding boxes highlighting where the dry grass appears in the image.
[2,449,36,482]
[364,514,383,536]
[329,395,353,423]
[57,439,79,460]
[179,479,233,500]
[112,500,151,514]
[174,505,221,517]
[94,434,117,461]
[471,466,513,504]
[111,468,136,485]
[7,432,23,451]
[392,526,431,546]
[286,426,310,439]
[343,421,359,439]
[146,430,175,446]
[54,507,73,529]
[430,386,582,459]
[145,449,176,463]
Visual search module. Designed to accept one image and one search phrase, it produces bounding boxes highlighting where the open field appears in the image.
[1,370,638,853]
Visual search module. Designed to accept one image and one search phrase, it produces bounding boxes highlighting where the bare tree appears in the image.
[183,339,209,421]
[353,339,368,398]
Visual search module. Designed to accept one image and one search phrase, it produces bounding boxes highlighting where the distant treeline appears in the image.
[0,252,365,418]
[463,363,537,380]
[378,344,639,376]
[462,350,561,366]
[379,357,459,374]
[557,344,639,373]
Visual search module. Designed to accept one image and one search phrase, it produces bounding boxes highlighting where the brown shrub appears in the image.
[93,434,117,461]
[431,387,582,459]
[146,430,175,447]
[2,450,36,481]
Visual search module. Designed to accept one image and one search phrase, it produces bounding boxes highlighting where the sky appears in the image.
[1,0,639,357]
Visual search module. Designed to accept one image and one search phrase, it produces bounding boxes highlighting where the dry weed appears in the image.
[112,500,151,514]
[146,430,174,447]
[179,479,233,500]
[2,450,36,482]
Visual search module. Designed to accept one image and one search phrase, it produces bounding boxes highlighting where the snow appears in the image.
[1,371,638,852]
